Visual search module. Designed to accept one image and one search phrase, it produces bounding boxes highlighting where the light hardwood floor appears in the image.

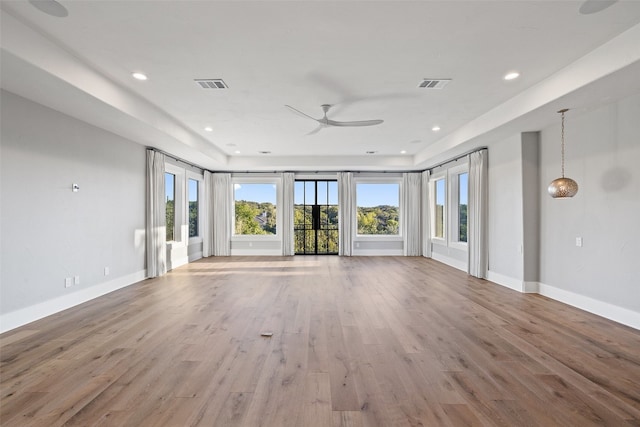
[1,256,639,426]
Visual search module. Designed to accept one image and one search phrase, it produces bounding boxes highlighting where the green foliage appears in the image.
[357,205,399,235]
[166,200,174,241]
[235,200,276,235]
[189,201,198,237]
[294,204,338,254]
[459,204,467,242]
[435,204,444,238]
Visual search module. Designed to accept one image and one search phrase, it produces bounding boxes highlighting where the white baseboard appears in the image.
[168,256,189,271]
[230,249,283,256]
[0,269,147,334]
[352,249,404,256]
[188,251,203,263]
[483,272,640,330]
[486,270,522,291]
[431,252,467,272]
[523,281,539,293]
[537,282,640,330]
[485,272,539,294]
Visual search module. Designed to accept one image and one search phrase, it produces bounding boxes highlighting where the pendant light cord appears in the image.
[558,108,569,178]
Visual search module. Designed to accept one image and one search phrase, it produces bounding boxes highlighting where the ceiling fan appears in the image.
[285,104,383,134]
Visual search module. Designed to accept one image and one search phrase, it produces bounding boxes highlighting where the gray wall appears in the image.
[1,91,146,320]
[539,94,640,312]
[484,92,639,323]
[487,133,524,283]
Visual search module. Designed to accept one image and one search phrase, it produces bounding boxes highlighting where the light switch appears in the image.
[576,237,583,247]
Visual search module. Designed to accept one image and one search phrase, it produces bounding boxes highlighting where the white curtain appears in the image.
[212,173,232,256]
[468,149,488,278]
[145,150,167,278]
[202,171,214,257]
[282,172,295,256]
[422,170,432,258]
[338,172,354,256]
[402,172,422,256]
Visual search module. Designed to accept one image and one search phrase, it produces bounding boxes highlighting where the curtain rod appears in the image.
[225,170,423,174]
[148,147,205,172]
[426,147,487,172]
[150,146,487,175]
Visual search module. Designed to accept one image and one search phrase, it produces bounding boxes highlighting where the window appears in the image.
[188,178,199,238]
[430,163,469,250]
[458,172,468,243]
[356,182,400,235]
[165,172,175,241]
[234,183,277,235]
[434,178,445,239]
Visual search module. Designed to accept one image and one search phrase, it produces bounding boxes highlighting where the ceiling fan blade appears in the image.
[326,119,384,127]
[285,105,318,122]
[305,125,323,136]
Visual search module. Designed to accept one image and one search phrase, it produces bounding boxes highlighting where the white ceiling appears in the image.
[2,1,640,171]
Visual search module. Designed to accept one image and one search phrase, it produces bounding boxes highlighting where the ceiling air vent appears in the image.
[195,79,229,89]
[418,79,451,89]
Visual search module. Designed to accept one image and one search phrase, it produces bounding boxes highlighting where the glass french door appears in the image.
[294,180,339,255]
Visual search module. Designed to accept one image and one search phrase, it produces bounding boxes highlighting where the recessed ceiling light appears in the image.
[400,150,407,154]
[432,126,441,132]
[234,150,241,154]
[504,71,520,81]
[132,72,147,81]
[204,126,213,132]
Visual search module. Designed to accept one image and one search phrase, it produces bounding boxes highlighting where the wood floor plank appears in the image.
[1,256,639,426]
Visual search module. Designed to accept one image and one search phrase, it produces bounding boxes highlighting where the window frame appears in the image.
[430,171,447,245]
[354,177,402,239]
[186,171,203,245]
[231,177,281,240]
[448,164,469,251]
[165,163,185,244]
[429,161,469,250]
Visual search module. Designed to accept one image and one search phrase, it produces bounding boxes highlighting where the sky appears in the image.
[436,173,468,205]
[165,174,200,202]
[169,176,467,207]
[355,183,399,207]
[233,181,400,207]
[235,183,277,204]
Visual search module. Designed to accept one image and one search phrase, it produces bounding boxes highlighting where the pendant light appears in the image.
[548,109,579,198]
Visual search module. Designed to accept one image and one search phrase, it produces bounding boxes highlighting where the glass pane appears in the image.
[305,181,315,205]
[435,179,445,238]
[294,181,305,205]
[188,179,199,238]
[165,173,175,241]
[234,183,277,235]
[317,181,328,205]
[356,183,400,235]
[328,181,338,205]
[458,173,468,242]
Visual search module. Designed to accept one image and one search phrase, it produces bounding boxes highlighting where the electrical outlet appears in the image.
[65,277,73,288]
[104,267,110,276]
[74,275,80,285]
